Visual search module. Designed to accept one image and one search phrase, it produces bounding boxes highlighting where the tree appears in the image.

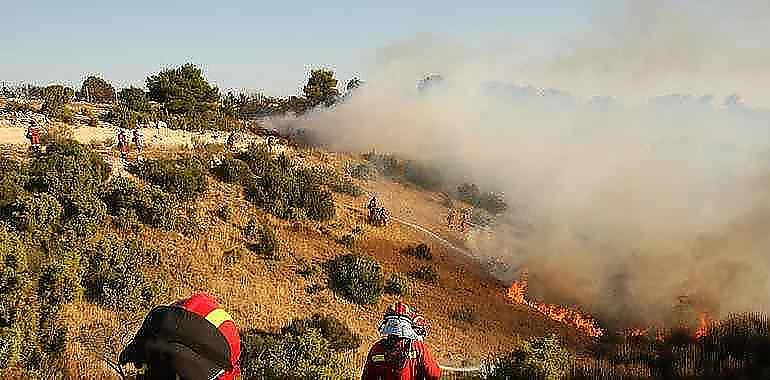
[41,85,75,121]
[146,63,219,114]
[118,87,151,113]
[79,76,115,104]
[346,77,362,93]
[303,69,339,108]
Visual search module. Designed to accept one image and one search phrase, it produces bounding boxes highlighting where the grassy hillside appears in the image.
[0,128,584,379]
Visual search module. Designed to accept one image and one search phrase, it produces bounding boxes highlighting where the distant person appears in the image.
[119,293,241,380]
[446,209,456,228]
[226,130,237,151]
[368,194,378,212]
[459,208,472,232]
[362,301,441,380]
[117,129,129,159]
[25,120,41,156]
[132,128,144,155]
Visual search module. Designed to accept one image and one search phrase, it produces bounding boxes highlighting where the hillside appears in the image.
[0,118,587,379]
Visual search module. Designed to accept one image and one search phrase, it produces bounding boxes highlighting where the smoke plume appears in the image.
[291,0,770,328]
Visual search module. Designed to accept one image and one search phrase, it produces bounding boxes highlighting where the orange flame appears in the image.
[506,268,604,338]
[694,312,711,339]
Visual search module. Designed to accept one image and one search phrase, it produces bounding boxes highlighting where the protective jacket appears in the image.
[362,337,441,380]
[119,293,241,380]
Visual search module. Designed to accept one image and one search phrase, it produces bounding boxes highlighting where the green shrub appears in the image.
[213,158,253,184]
[337,233,355,248]
[326,254,383,305]
[384,274,410,296]
[0,226,31,369]
[129,158,207,200]
[483,335,571,380]
[59,193,107,238]
[0,159,29,209]
[296,258,320,278]
[81,236,157,311]
[363,152,403,177]
[247,225,280,259]
[457,183,481,204]
[404,160,444,190]
[409,264,439,285]
[217,204,233,222]
[344,161,376,181]
[475,192,507,216]
[118,87,151,113]
[403,243,432,260]
[313,166,362,197]
[450,306,478,324]
[283,314,362,352]
[471,208,496,228]
[28,139,110,198]
[113,208,141,232]
[147,63,219,115]
[102,106,138,129]
[3,193,63,238]
[40,85,74,121]
[102,178,180,230]
[240,328,351,380]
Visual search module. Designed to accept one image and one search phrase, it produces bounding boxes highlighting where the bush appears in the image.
[240,328,351,380]
[450,306,478,324]
[404,160,444,190]
[28,139,110,197]
[147,63,219,115]
[217,204,233,222]
[247,225,280,259]
[337,233,355,248]
[457,183,481,204]
[113,208,141,232]
[129,158,207,200]
[59,192,107,238]
[81,236,157,311]
[313,166,362,197]
[40,85,74,121]
[475,192,507,216]
[102,178,180,230]
[326,254,383,305]
[409,265,439,285]
[363,152,403,177]
[384,274,410,296]
[118,87,151,113]
[0,169,29,209]
[3,193,63,239]
[344,161,376,181]
[295,258,320,278]
[471,208,496,228]
[403,243,432,260]
[213,158,254,184]
[102,106,138,129]
[483,335,571,380]
[283,314,361,352]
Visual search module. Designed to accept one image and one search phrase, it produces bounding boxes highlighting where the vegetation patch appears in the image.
[128,158,207,200]
[384,274,411,296]
[326,253,384,305]
[408,264,439,285]
[402,243,432,260]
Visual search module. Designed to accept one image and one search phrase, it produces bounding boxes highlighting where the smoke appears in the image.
[291,1,770,327]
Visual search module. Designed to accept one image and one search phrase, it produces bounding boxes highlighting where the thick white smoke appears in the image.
[293,0,770,327]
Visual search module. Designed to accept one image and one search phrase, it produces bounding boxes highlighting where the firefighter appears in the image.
[117,129,129,159]
[226,130,237,151]
[25,120,41,156]
[446,209,456,228]
[362,301,441,380]
[459,209,472,233]
[119,293,241,380]
[132,128,144,155]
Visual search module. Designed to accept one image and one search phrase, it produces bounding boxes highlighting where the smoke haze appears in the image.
[293,0,770,327]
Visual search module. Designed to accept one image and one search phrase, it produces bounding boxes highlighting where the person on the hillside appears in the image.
[459,208,472,232]
[119,293,241,380]
[132,128,144,155]
[117,129,129,159]
[26,120,41,156]
[362,301,441,380]
[226,130,237,151]
[446,209,456,228]
[368,194,378,213]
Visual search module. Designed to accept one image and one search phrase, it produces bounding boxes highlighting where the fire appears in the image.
[506,268,604,338]
[694,312,711,339]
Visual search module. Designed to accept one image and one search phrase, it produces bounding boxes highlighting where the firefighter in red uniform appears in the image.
[119,293,241,380]
[362,302,441,380]
[117,129,129,159]
[26,121,41,156]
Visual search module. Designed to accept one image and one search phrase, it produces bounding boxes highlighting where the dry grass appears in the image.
[0,140,592,378]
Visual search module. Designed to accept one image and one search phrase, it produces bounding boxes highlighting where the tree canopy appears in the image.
[146,63,219,114]
[118,87,151,113]
[79,76,115,104]
[303,69,339,108]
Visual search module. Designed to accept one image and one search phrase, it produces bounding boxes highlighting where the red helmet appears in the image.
[384,301,415,320]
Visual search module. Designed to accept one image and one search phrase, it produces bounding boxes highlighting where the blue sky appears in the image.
[0,0,595,95]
